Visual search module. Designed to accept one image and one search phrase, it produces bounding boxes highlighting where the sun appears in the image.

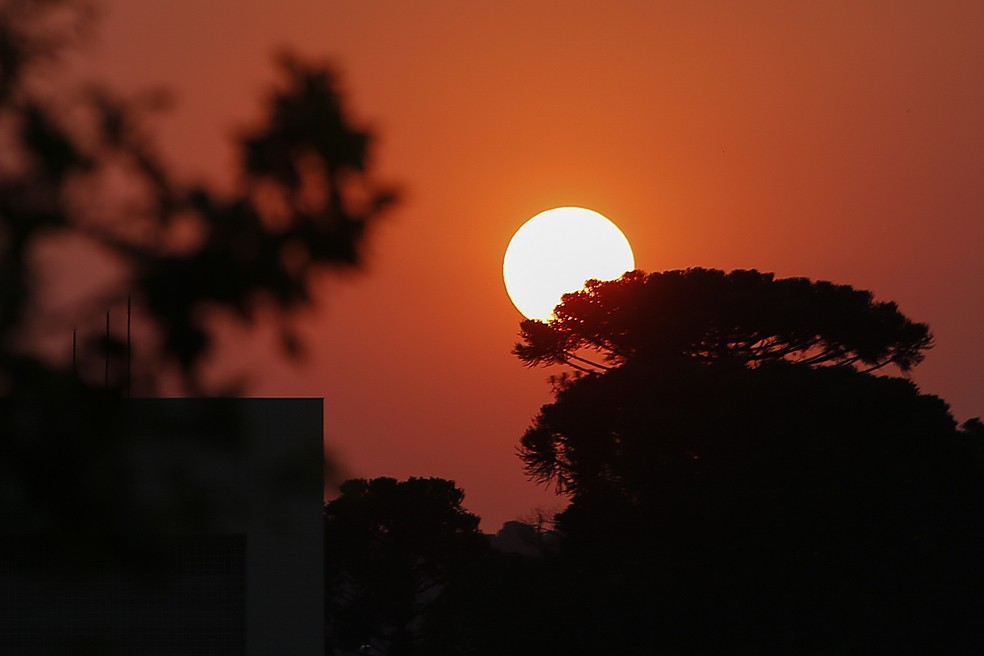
[503,207,635,321]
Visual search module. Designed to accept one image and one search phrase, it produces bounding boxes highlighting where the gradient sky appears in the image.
[77,1,984,530]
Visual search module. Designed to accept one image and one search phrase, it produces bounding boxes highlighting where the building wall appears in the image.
[0,398,324,656]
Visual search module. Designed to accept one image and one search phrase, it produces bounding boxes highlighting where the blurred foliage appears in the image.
[0,0,396,394]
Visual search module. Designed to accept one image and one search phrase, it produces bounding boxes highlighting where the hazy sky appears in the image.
[78,1,984,529]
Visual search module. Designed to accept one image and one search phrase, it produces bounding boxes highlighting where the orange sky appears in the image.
[77,1,984,530]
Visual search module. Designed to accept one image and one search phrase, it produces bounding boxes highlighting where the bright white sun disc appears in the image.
[503,207,634,321]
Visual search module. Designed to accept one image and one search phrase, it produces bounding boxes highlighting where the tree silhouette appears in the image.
[514,268,984,653]
[516,268,936,492]
[515,268,932,377]
[324,477,487,656]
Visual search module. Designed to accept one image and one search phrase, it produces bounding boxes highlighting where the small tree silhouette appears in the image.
[324,477,487,656]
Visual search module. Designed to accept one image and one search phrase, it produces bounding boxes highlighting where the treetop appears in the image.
[514,268,932,376]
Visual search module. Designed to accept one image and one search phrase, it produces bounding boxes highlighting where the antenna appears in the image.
[105,310,110,390]
[127,296,132,398]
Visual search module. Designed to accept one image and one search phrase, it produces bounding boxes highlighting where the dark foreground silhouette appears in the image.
[327,270,984,656]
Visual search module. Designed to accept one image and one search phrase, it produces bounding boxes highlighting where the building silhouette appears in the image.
[1,398,324,655]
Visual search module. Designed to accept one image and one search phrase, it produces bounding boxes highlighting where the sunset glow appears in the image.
[80,0,984,532]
